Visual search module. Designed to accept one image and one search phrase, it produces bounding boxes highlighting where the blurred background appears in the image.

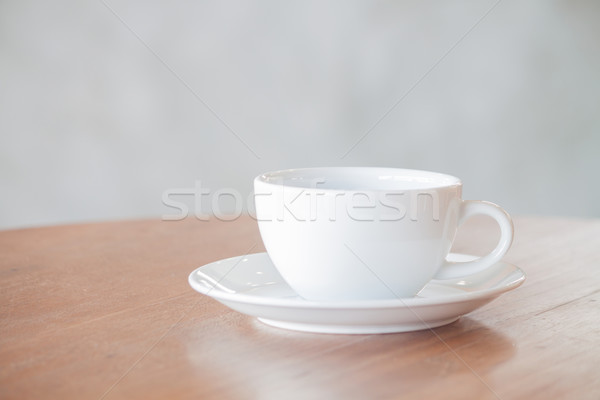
[1,0,599,230]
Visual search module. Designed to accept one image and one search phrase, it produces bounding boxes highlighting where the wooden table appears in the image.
[1,216,599,399]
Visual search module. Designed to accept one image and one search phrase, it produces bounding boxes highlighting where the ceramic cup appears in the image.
[254,167,513,301]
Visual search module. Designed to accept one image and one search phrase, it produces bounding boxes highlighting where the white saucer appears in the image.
[188,253,525,334]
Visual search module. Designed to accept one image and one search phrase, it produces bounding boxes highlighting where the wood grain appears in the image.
[1,216,599,399]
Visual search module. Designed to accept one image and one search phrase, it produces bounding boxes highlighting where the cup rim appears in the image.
[254,167,462,192]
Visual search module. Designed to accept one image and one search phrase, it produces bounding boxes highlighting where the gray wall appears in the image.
[1,0,599,229]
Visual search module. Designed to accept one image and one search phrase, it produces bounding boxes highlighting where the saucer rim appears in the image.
[188,252,526,309]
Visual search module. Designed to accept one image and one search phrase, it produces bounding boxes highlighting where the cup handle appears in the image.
[434,200,514,280]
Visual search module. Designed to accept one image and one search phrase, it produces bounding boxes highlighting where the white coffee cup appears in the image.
[254,167,513,301]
